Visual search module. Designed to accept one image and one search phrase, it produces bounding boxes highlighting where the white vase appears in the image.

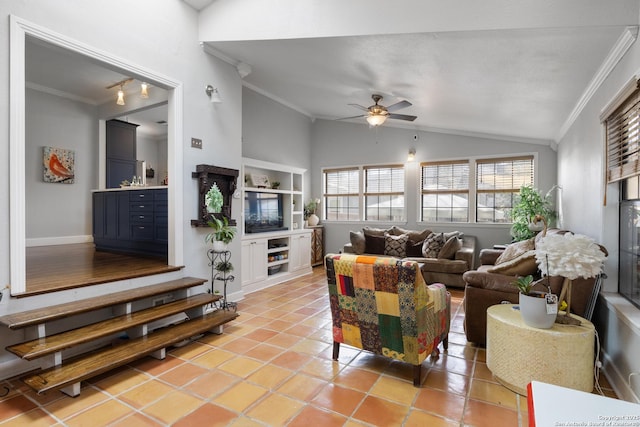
[519,292,557,329]
[307,214,319,227]
[212,240,227,252]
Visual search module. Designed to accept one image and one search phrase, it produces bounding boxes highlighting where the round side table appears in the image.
[486,304,595,396]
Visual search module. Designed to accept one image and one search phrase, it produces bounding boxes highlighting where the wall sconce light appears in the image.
[407,148,416,162]
[140,82,149,99]
[205,85,222,103]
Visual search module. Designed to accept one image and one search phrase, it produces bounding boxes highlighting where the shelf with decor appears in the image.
[241,158,312,293]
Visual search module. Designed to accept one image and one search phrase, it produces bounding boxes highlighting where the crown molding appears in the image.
[556,26,638,143]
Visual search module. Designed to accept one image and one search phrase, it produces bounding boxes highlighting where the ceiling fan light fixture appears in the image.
[366,114,387,127]
[116,85,125,105]
[140,82,149,99]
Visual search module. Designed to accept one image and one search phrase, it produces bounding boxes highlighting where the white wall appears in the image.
[242,87,312,188]
[309,119,558,257]
[557,28,640,402]
[0,1,243,374]
[25,88,98,241]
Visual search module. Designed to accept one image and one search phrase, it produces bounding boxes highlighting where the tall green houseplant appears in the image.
[510,185,556,241]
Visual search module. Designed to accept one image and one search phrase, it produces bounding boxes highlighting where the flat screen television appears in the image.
[244,191,286,233]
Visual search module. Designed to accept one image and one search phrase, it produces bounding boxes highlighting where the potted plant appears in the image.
[304,198,320,226]
[214,260,233,273]
[205,216,236,251]
[510,185,557,241]
[513,275,557,328]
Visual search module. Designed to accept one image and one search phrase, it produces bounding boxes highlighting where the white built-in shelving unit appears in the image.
[240,158,312,293]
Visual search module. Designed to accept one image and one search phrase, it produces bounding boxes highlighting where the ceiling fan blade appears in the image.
[348,103,370,112]
[386,100,412,112]
[388,113,417,121]
[335,114,366,121]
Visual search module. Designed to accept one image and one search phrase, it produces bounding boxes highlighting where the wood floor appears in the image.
[24,243,182,297]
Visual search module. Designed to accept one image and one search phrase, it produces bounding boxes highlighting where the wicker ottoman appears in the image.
[486,304,595,395]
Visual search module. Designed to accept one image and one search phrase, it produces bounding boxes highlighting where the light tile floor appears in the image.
[0,267,617,426]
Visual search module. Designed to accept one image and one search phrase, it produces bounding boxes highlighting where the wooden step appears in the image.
[6,293,220,360]
[0,277,207,330]
[22,309,239,395]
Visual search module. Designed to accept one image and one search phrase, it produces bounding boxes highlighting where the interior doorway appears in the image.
[10,16,184,295]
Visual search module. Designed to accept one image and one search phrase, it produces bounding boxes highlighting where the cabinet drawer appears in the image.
[130,213,153,224]
[129,202,154,213]
[129,190,155,201]
[130,225,154,240]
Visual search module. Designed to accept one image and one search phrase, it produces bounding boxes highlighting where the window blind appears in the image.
[476,156,534,223]
[605,82,640,183]
[364,165,405,221]
[420,160,469,222]
[323,167,360,221]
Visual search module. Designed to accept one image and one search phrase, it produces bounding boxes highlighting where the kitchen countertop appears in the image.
[92,186,168,192]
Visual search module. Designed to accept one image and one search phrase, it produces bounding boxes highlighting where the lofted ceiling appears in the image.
[190,0,640,145]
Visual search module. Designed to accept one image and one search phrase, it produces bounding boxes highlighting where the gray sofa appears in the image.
[342,226,476,288]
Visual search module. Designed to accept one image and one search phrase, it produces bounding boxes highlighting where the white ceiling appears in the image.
[192,0,640,144]
[25,37,168,137]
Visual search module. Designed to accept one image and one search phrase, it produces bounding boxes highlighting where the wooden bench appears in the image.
[0,277,238,396]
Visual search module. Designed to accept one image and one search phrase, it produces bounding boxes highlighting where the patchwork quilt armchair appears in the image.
[325,253,450,386]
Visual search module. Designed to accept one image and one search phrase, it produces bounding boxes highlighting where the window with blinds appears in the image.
[605,83,640,183]
[476,156,534,223]
[323,167,360,221]
[365,165,405,221]
[421,161,469,222]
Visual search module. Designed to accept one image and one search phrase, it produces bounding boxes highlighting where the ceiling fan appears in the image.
[339,94,417,127]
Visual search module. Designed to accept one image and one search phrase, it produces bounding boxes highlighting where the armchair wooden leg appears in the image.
[443,336,449,351]
[413,365,421,387]
[332,342,340,360]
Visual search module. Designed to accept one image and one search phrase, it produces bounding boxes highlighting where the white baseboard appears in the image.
[602,350,640,403]
[26,235,93,247]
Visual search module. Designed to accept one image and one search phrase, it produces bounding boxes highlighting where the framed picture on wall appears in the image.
[43,146,75,184]
[249,174,270,188]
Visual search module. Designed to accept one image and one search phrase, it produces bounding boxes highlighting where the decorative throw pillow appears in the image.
[384,233,408,258]
[405,240,424,257]
[349,231,366,254]
[390,226,432,243]
[363,226,390,237]
[438,236,462,259]
[443,231,464,241]
[495,238,535,265]
[487,250,538,276]
[422,232,446,258]
[364,234,385,254]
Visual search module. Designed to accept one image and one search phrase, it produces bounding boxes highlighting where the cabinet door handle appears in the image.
[139,205,145,208]
[139,215,145,219]
[139,194,145,198]
[138,226,145,230]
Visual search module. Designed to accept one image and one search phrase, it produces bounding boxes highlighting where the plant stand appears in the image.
[207,249,237,312]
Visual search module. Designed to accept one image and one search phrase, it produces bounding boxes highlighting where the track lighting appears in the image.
[205,85,222,103]
[106,77,134,106]
[116,85,125,105]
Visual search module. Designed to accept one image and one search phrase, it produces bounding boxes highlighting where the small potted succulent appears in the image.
[513,275,557,329]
